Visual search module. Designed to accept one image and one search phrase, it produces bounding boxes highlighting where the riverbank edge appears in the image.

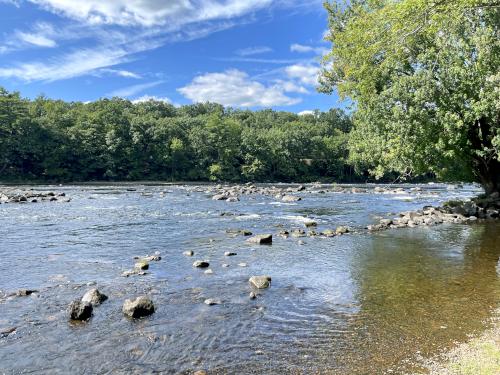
[424,309,500,375]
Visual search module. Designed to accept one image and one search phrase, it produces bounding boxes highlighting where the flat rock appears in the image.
[249,275,272,289]
[204,298,221,306]
[224,251,237,256]
[16,289,38,296]
[282,195,302,202]
[123,296,155,318]
[246,234,272,244]
[135,261,149,270]
[183,250,194,257]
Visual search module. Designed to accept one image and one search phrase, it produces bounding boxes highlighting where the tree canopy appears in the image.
[0,88,356,183]
[321,0,500,193]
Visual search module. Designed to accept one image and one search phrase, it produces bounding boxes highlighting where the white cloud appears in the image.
[132,95,171,104]
[298,110,315,116]
[29,0,273,27]
[108,81,165,97]
[178,69,301,107]
[290,43,328,55]
[16,32,56,47]
[235,46,273,56]
[285,64,319,86]
[98,68,141,79]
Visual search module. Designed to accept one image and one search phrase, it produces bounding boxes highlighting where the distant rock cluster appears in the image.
[0,190,70,204]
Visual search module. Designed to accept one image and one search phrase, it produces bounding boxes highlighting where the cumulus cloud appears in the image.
[285,64,319,86]
[178,69,301,107]
[235,46,273,56]
[298,110,315,116]
[28,0,273,27]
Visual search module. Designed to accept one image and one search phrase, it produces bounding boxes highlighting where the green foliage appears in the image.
[0,90,355,182]
[321,0,500,192]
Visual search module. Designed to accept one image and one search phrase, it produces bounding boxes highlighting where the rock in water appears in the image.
[123,296,155,318]
[16,289,38,296]
[81,289,108,306]
[204,298,221,306]
[135,261,149,270]
[335,226,350,235]
[193,260,210,268]
[183,250,194,257]
[249,276,272,289]
[246,234,272,245]
[69,300,93,321]
[224,251,237,256]
[282,195,302,202]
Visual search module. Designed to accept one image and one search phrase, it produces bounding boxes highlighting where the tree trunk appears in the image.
[469,117,500,195]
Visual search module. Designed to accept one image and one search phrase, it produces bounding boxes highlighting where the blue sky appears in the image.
[0,0,343,113]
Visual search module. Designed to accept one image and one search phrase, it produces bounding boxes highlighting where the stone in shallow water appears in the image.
[122,296,155,318]
[193,260,210,268]
[204,298,221,306]
[335,226,350,235]
[69,300,93,321]
[135,261,149,270]
[282,195,302,202]
[183,250,194,257]
[246,234,272,244]
[16,289,38,297]
[224,251,237,256]
[81,288,108,306]
[249,276,272,289]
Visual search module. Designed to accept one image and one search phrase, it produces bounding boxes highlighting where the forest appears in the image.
[0,88,356,182]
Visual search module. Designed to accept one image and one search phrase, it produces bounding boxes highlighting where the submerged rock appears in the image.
[69,300,93,321]
[249,275,272,289]
[81,289,108,306]
[123,296,155,318]
[335,226,350,235]
[224,251,237,257]
[247,234,272,244]
[183,250,194,257]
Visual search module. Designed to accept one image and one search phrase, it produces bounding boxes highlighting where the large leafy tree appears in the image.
[321,0,500,193]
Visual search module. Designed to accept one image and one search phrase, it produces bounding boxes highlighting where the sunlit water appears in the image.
[1,183,499,374]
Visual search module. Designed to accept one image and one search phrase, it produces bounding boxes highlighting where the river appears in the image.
[1,183,499,374]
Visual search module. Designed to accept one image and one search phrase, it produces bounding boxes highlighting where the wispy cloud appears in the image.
[97,68,142,79]
[235,46,273,56]
[290,43,328,56]
[216,57,305,65]
[108,80,165,97]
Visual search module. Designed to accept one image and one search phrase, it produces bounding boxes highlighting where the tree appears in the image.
[321,0,500,193]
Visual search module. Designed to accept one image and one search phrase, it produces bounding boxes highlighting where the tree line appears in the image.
[0,88,359,183]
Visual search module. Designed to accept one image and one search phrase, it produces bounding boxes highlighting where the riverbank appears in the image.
[425,309,500,375]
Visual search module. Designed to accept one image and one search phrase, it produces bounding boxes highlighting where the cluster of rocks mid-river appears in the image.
[0,189,70,204]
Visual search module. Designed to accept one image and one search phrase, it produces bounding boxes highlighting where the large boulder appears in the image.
[81,289,108,306]
[249,276,272,289]
[246,234,272,245]
[123,296,155,318]
[69,300,93,321]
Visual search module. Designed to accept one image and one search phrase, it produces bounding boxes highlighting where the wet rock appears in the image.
[246,234,272,244]
[226,196,239,202]
[193,371,207,375]
[238,263,247,267]
[222,263,230,268]
[69,300,93,321]
[291,229,306,237]
[16,289,38,296]
[304,220,317,228]
[212,194,228,201]
[204,298,221,306]
[183,250,194,257]
[226,229,252,236]
[123,296,155,318]
[193,260,210,268]
[81,289,108,306]
[249,276,272,289]
[307,230,318,237]
[282,195,301,202]
[249,292,257,300]
[335,226,350,235]
[0,327,16,338]
[224,251,237,257]
[278,230,290,238]
[321,229,336,237]
[135,261,149,270]
[122,269,148,277]
[204,269,213,275]
[297,185,306,191]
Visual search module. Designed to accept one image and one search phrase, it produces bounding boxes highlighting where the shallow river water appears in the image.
[1,183,499,374]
